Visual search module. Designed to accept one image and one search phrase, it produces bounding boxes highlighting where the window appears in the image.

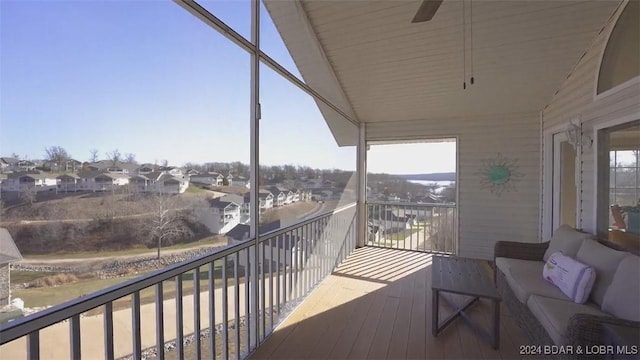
[597,120,640,239]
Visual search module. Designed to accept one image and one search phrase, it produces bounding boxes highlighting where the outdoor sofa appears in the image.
[493,225,640,356]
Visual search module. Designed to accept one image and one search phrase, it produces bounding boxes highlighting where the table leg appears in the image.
[432,289,439,336]
[492,299,500,349]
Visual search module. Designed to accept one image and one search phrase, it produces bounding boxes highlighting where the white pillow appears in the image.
[543,252,596,304]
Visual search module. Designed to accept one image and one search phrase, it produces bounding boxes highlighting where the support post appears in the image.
[356,123,367,248]
[250,0,260,349]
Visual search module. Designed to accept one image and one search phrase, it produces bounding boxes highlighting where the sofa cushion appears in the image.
[602,254,640,321]
[576,239,628,306]
[527,295,609,345]
[543,225,592,262]
[496,257,568,303]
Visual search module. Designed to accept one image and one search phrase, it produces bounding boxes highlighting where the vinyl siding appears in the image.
[366,111,541,260]
[543,1,640,235]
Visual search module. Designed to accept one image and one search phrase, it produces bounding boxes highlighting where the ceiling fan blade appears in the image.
[412,0,443,23]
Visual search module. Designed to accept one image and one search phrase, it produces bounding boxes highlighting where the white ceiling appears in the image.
[266,0,621,123]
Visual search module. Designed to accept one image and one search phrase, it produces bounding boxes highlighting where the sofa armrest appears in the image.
[494,241,549,262]
[564,313,640,348]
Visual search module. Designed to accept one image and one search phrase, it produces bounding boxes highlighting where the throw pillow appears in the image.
[543,252,596,304]
[543,225,593,262]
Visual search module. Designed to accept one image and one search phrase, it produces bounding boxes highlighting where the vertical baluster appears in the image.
[301,226,307,294]
[27,331,40,360]
[269,236,274,333]
[208,261,216,360]
[156,283,165,360]
[403,205,407,250]
[260,242,265,341]
[245,247,251,350]
[132,291,142,360]
[176,275,184,360]
[104,302,114,360]
[194,268,201,360]
[297,227,302,298]
[234,252,240,359]
[276,236,281,319]
[222,258,229,360]
[70,314,81,360]
[288,232,293,301]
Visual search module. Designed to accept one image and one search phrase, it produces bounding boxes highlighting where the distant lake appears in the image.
[408,180,455,187]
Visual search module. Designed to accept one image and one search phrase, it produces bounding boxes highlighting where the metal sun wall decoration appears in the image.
[476,153,524,196]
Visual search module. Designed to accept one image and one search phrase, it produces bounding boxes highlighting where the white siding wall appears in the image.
[542,2,640,234]
[366,111,541,259]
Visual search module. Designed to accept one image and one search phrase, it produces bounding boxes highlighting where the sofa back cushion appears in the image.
[543,225,592,262]
[576,239,628,306]
[602,254,640,321]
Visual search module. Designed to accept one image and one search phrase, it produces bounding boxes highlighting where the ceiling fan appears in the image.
[411,0,444,23]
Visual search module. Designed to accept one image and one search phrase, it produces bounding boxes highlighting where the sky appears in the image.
[367,142,457,174]
[0,0,455,174]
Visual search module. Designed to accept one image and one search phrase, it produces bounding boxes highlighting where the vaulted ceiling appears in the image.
[265,0,621,123]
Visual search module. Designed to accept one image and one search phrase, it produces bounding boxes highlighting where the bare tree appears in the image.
[11,153,20,159]
[20,186,38,206]
[146,195,191,259]
[124,153,137,164]
[45,146,71,169]
[89,149,99,163]
[106,149,121,165]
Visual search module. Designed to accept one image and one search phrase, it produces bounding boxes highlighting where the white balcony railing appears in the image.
[0,203,357,359]
[366,201,456,253]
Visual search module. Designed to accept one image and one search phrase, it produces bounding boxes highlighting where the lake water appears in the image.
[408,180,455,187]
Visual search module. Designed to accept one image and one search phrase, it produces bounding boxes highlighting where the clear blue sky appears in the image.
[0,0,454,174]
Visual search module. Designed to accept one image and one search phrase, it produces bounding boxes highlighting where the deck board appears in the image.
[250,247,528,360]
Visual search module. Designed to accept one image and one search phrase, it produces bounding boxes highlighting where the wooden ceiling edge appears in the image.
[264,0,361,123]
[361,110,543,125]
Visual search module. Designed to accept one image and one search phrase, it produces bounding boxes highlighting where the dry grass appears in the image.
[33,273,80,287]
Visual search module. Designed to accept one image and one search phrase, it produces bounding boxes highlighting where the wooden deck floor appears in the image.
[250,247,528,360]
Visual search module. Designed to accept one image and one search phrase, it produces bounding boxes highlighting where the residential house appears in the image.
[42,159,81,172]
[0,158,36,173]
[157,174,189,194]
[370,209,416,234]
[228,220,312,268]
[259,190,274,212]
[77,171,129,192]
[186,169,200,176]
[195,199,241,234]
[1,172,57,192]
[135,164,160,175]
[0,174,6,199]
[265,186,288,207]
[87,160,137,174]
[56,173,81,192]
[232,175,248,187]
[128,174,151,192]
[129,172,189,194]
[190,172,224,186]
[284,190,295,205]
[161,166,185,177]
[0,228,23,306]
[221,194,249,221]
[0,158,17,173]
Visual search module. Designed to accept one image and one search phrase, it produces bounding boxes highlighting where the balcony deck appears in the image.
[251,247,528,360]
